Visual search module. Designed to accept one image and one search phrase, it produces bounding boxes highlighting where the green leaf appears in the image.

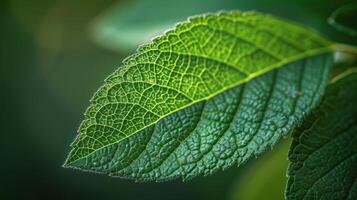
[64,11,334,180]
[286,69,357,200]
[229,140,290,200]
[328,3,357,37]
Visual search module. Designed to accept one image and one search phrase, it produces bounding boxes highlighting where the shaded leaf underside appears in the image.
[286,70,357,200]
[68,54,332,181]
[65,11,333,169]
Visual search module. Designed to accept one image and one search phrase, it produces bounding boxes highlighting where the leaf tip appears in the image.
[62,156,73,169]
[62,151,82,169]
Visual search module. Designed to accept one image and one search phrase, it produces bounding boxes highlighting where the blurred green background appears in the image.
[1,0,356,199]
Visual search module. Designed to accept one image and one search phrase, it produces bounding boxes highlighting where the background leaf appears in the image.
[91,0,357,51]
[286,69,357,200]
[91,0,239,51]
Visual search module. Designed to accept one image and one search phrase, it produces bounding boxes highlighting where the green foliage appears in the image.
[64,11,335,181]
[286,69,357,199]
[66,54,332,180]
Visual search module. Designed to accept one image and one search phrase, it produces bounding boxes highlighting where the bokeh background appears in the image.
[1,0,356,199]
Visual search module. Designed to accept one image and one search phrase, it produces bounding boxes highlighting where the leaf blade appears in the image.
[65,52,333,181]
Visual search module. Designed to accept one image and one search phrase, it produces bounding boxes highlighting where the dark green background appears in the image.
[1,0,356,199]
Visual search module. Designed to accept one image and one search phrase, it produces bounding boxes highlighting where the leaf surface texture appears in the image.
[65,11,334,180]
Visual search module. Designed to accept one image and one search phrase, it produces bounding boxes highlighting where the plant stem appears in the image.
[334,43,357,55]
[330,67,357,83]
